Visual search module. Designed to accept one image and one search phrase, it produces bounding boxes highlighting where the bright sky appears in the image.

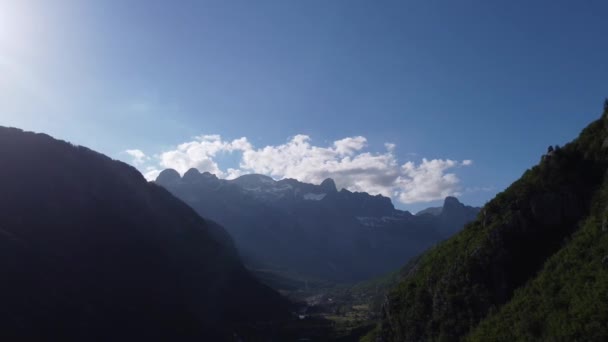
[1,0,607,211]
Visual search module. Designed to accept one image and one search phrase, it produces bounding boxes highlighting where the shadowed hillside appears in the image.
[0,127,289,341]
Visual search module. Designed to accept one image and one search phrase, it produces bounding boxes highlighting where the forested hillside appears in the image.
[376,104,608,341]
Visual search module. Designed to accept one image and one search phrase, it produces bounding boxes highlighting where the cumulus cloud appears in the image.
[158,134,251,176]
[134,134,472,204]
[396,159,467,203]
[239,135,399,196]
[124,149,149,166]
[333,136,367,155]
[143,166,162,181]
[384,143,396,152]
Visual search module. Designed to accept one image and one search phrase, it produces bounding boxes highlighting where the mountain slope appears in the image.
[378,107,608,341]
[0,127,288,341]
[467,175,608,341]
[156,169,479,283]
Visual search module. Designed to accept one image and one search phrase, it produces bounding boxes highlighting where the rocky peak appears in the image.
[320,178,338,193]
[442,196,465,213]
[438,196,481,237]
[201,171,219,180]
[183,168,202,182]
[155,168,181,185]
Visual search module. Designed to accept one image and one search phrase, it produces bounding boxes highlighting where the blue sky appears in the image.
[1,0,607,212]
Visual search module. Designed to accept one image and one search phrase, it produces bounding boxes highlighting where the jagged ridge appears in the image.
[156,168,479,282]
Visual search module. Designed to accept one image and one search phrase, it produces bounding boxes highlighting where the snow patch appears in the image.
[303,193,326,201]
[356,215,407,227]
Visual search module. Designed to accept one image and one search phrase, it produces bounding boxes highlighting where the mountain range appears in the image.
[2,103,608,341]
[155,168,480,283]
[0,124,480,340]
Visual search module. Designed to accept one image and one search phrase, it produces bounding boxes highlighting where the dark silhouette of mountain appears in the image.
[0,127,289,341]
[155,169,480,282]
[436,196,480,237]
[372,104,608,341]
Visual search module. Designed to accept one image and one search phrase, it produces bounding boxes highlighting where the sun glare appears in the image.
[0,2,30,50]
[0,5,14,40]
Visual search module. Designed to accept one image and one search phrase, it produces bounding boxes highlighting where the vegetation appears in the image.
[468,175,608,341]
[5,100,608,341]
[378,103,608,341]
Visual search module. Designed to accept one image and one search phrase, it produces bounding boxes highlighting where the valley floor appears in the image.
[252,268,392,340]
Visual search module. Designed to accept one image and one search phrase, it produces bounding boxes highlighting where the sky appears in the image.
[1,0,607,212]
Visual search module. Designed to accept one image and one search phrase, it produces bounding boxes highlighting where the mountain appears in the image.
[415,206,443,216]
[156,169,480,283]
[416,196,480,237]
[0,127,289,341]
[374,106,608,341]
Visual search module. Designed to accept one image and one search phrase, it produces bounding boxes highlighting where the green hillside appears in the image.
[468,174,608,341]
[376,102,608,341]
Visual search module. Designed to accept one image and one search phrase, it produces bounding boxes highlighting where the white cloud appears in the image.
[384,142,396,152]
[239,135,399,196]
[225,168,245,180]
[136,134,473,204]
[333,136,367,155]
[396,159,468,203]
[158,135,251,176]
[143,167,162,181]
[124,149,149,165]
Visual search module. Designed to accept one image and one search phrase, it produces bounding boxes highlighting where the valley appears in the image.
[2,106,608,340]
[2,2,607,340]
